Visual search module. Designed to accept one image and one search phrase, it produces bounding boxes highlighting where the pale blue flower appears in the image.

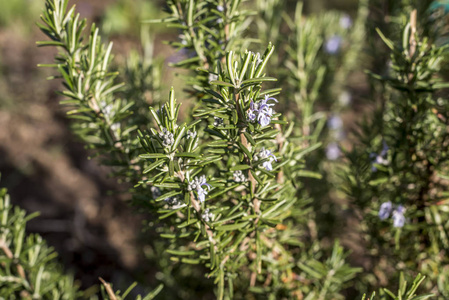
[380,140,389,157]
[247,95,278,127]
[258,113,272,127]
[340,15,352,29]
[262,160,273,171]
[392,205,406,228]
[328,115,343,130]
[325,35,342,54]
[188,175,211,203]
[247,107,257,122]
[328,115,345,140]
[370,141,389,172]
[378,201,393,220]
[326,142,341,160]
[378,202,406,227]
[254,148,277,171]
[198,187,208,203]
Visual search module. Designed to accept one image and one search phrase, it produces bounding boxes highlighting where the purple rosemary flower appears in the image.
[392,205,406,228]
[328,115,345,140]
[247,101,257,122]
[370,141,389,172]
[247,95,278,127]
[373,154,388,165]
[325,35,342,54]
[197,187,208,203]
[378,201,393,220]
[254,148,277,171]
[328,115,343,130]
[340,15,352,29]
[378,202,406,227]
[380,140,389,157]
[326,142,341,160]
[188,175,211,202]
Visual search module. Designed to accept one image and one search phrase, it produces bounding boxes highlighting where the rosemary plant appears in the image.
[341,6,449,298]
[0,0,444,298]
[0,183,162,299]
[34,0,362,298]
[0,186,82,299]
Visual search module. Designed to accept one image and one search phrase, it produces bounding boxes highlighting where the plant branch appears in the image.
[0,241,27,281]
[99,277,118,300]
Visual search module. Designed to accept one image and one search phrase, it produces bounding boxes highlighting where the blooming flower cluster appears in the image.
[201,208,214,222]
[165,196,185,209]
[99,101,121,137]
[158,127,174,148]
[247,95,278,127]
[233,170,247,182]
[213,117,224,127]
[370,141,389,172]
[188,175,211,202]
[253,148,277,171]
[186,130,197,139]
[151,186,161,199]
[378,201,392,220]
[100,100,114,120]
[392,205,406,228]
[378,201,406,228]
